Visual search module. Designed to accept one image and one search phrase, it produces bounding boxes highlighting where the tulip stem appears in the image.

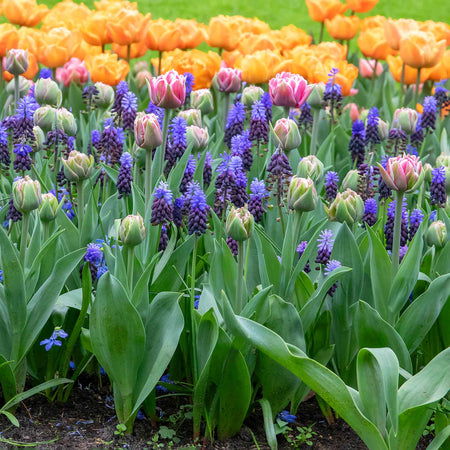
[188,236,198,382]
[127,245,134,293]
[237,240,245,313]
[391,190,404,279]
[77,180,84,230]
[20,212,30,266]
[414,68,421,107]
[160,109,171,179]
[223,93,230,131]
[145,148,152,210]
[399,63,406,106]
[54,111,59,190]
[14,75,20,113]
[158,51,163,76]
[310,108,320,155]
[319,22,324,44]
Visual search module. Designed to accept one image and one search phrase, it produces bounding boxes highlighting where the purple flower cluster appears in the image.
[325,171,339,202]
[315,229,334,265]
[430,166,446,207]
[117,152,133,198]
[151,182,174,225]
[248,178,268,223]
[224,101,245,148]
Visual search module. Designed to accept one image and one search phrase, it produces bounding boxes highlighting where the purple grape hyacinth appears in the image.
[151,181,174,225]
[430,166,446,208]
[316,229,334,265]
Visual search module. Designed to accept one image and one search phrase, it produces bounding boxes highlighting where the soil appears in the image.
[0,376,433,449]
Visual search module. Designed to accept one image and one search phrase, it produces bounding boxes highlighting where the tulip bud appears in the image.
[190,89,214,114]
[57,108,77,136]
[296,155,324,183]
[378,154,423,193]
[62,150,95,182]
[326,189,364,226]
[119,213,146,246]
[378,119,389,141]
[241,85,264,108]
[341,169,359,191]
[272,118,301,151]
[436,153,450,194]
[5,49,29,76]
[307,82,325,109]
[12,176,42,213]
[135,70,152,89]
[33,126,46,151]
[393,108,418,134]
[423,163,433,183]
[6,76,31,98]
[178,109,202,127]
[226,206,254,242]
[134,112,163,150]
[425,220,447,248]
[34,78,62,107]
[146,70,186,109]
[133,61,148,76]
[34,106,57,133]
[215,67,242,93]
[287,176,318,212]
[186,126,209,151]
[359,109,369,123]
[39,192,60,222]
[94,82,115,110]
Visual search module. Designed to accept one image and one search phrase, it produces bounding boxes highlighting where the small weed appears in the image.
[283,423,317,449]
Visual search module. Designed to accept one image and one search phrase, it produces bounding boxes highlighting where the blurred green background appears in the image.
[40,0,450,30]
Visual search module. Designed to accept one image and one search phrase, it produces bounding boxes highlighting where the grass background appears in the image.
[41,0,450,31]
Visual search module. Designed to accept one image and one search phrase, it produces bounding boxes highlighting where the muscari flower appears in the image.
[349,119,366,168]
[430,166,446,208]
[298,102,313,133]
[159,224,168,252]
[117,152,133,198]
[231,131,253,171]
[323,68,343,121]
[324,259,341,297]
[261,91,272,123]
[121,91,138,131]
[165,116,187,172]
[227,236,239,256]
[173,196,185,227]
[146,101,164,129]
[13,143,32,172]
[325,171,339,202]
[378,156,392,201]
[296,240,311,273]
[384,198,408,251]
[39,68,53,80]
[151,181,174,225]
[224,101,245,149]
[316,229,334,265]
[362,198,377,228]
[249,100,269,144]
[248,178,268,223]
[409,208,424,240]
[420,96,437,134]
[365,107,380,147]
[0,123,10,169]
[98,118,125,164]
[184,72,195,103]
[180,155,196,194]
[188,184,209,235]
[111,80,129,120]
[203,151,212,188]
[434,81,448,115]
[40,328,68,351]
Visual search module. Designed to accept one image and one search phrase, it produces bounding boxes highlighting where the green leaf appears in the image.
[0,355,16,404]
[396,274,450,353]
[428,425,450,450]
[260,398,278,450]
[1,410,19,427]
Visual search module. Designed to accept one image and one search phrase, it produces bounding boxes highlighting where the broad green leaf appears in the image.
[0,355,16,404]
[260,398,277,450]
[427,425,450,450]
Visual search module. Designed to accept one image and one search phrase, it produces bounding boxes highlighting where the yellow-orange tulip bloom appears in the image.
[420,21,450,46]
[383,19,420,51]
[85,51,129,86]
[112,41,147,60]
[346,0,378,13]
[2,0,48,27]
[234,50,282,84]
[426,50,450,82]
[399,31,446,69]
[0,24,19,58]
[358,27,396,61]
[16,27,41,55]
[41,0,90,31]
[386,55,431,85]
[360,15,386,31]
[315,60,358,96]
[4,52,38,81]
[237,32,278,54]
[38,27,73,69]
[94,0,137,12]
[207,15,241,51]
[278,25,312,50]
[106,9,151,46]
[325,15,359,41]
[81,12,112,48]
[144,19,181,52]
[305,0,347,23]
[315,41,348,61]
[71,31,102,60]
[175,19,207,50]
[158,49,220,90]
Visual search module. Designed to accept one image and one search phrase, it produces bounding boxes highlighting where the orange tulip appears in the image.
[222,50,243,68]
[315,41,348,61]
[420,21,450,46]
[247,17,271,35]
[38,27,73,69]
[0,24,19,58]
[426,50,450,82]
[81,12,113,48]
[358,27,396,61]
[175,19,207,50]
[71,32,102,60]
[85,51,129,86]
[386,55,431,85]
[106,9,151,46]
[4,52,38,81]
[346,0,378,13]
[325,15,359,41]
[278,25,312,50]
[383,19,420,51]
[112,41,147,60]
[41,0,90,31]
[144,19,181,52]
[2,0,48,27]
[157,49,220,90]
[315,60,358,96]
[305,0,347,23]
[207,15,241,51]
[94,0,137,12]
[16,27,41,55]
[237,32,278,54]
[360,15,386,31]
[234,50,282,84]
[399,31,446,69]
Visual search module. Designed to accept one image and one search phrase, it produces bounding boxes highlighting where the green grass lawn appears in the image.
[40,0,449,30]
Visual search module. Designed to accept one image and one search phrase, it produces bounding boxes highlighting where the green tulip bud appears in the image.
[423,163,433,183]
[226,206,254,242]
[39,192,60,222]
[190,89,214,115]
[178,109,202,127]
[393,108,418,134]
[34,105,57,133]
[93,82,115,109]
[436,153,450,194]
[119,213,146,246]
[12,176,42,213]
[425,220,447,248]
[186,125,209,151]
[378,119,389,141]
[6,76,31,98]
[341,169,359,191]
[62,150,95,182]
[241,85,264,108]
[287,176,318,212]
[272,118,301,151]
[57,107,77,136]
[307,82,325,109]
[34,78,62,107]
[296,155,324,183]
[359,109,369,123]
[326,189,364,226]
[33,126,46,152]
[134,112,163,150]
[5,49,29,76]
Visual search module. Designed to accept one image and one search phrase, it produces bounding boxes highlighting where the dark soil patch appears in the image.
[0,377,433,449]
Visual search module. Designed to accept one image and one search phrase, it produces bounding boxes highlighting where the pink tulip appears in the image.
[273,118,301,151]
[344,102,361,121]
[55,58,89,87]
[379,154,423,193]
[146,69,186,109]
[269,72,312,108]
[216,67,242,93]
[359,59,383,78]
[134,112,163,150]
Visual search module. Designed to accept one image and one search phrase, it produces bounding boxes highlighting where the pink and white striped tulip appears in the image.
[216,67,242,93]
[146,70,186,109]
[379,154,423,193]
[56,58,89,87]
[269,72,312,108]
